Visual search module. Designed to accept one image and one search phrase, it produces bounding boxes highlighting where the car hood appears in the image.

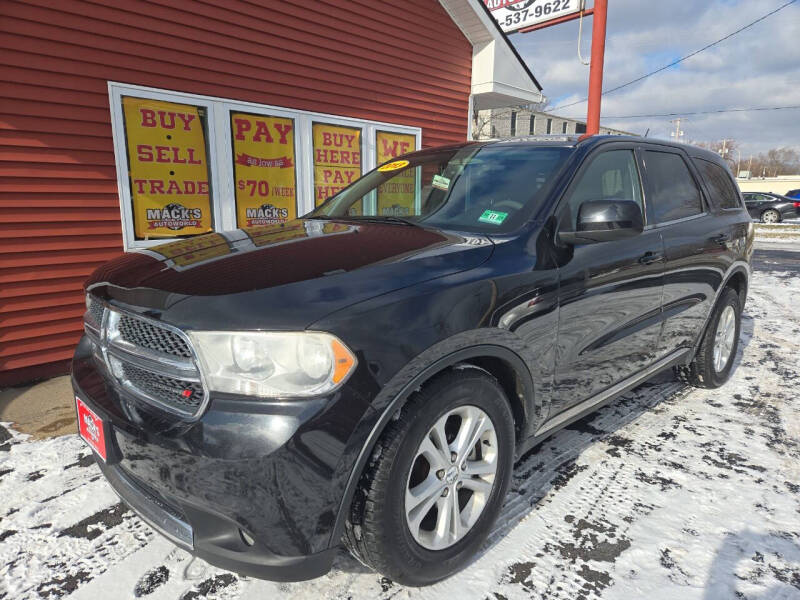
[86,220,494,330]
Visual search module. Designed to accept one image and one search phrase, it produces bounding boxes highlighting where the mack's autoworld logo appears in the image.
[83,413,100,443]
[146,203,203,230]
[246,204,289,226]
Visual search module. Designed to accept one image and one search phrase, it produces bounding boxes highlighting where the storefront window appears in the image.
[312,123,362,209]
[121,97,214,240]
[230,112,297,226]
[110,83,419,250]
[376,130,418,216]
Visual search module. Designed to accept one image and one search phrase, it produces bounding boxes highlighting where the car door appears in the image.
[551,146,665,414]
[742,193,761,219]
[641,147,723,355]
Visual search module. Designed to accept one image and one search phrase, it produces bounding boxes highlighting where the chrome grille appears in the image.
[83,295,207,419]
[88,298,105,330]
[117,314,192,359]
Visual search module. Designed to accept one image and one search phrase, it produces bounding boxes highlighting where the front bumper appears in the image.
[71,335,374,581]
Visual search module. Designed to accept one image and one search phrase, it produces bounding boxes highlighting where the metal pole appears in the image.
[585,0,608,135]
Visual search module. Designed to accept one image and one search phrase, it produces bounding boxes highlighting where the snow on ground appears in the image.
[2,266,799,600]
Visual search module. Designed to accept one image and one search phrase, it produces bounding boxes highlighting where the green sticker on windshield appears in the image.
[478,210,508,225]
[432,174,450,191]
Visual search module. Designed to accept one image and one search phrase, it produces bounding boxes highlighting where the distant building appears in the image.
[475,107,635,139]
[735,175,800,195]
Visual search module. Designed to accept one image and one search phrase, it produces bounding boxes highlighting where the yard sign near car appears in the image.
[486,0,583,34]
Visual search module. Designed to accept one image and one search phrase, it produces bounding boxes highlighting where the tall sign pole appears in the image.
[585,0,608,135]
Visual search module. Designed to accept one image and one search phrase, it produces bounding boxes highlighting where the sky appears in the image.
[506,0,800,157]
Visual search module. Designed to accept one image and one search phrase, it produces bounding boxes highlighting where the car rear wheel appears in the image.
[343,368,514,586]
[761,209,780,223]
[675,287,741,388]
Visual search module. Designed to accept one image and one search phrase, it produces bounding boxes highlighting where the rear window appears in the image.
[644,151,703,223]
[695,159,742,210]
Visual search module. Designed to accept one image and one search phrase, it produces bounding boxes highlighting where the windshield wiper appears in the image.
[346,215,421,227]
[306,214,421,227]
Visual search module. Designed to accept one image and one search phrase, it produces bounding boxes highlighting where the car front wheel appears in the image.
[343,368,515,586]
[761,209,780,223]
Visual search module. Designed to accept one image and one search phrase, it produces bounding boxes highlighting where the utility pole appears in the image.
[669,118,686,143]
[585,0,608,136]
[719,138,729,159]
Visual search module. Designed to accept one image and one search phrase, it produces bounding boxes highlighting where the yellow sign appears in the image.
[313,123,361,207]
[231,112,297,227]
[122,97,213,239]
[378,159,410,172]
[376,131,417,216]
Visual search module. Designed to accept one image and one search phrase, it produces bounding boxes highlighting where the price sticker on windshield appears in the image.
[485,0,582,34]
[378,159,409,172]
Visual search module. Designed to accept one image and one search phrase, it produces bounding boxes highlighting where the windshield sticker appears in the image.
[432,174,450,191]
[378,159,409,172]
[478,210,508,225]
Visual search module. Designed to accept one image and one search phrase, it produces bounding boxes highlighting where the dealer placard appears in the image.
[231,112,297,227]
[122,97,213,239]
[312,123,362,209]
[376,131,417,217]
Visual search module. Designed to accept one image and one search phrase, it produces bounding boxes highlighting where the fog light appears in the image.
[239,529,255,546]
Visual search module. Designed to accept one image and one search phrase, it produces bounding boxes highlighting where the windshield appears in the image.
[306,145,573,233]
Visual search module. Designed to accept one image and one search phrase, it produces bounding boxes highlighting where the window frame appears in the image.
[108,82,420,250]
[693,157,743,212]
[639,145,709,227]
[554,142,648,229]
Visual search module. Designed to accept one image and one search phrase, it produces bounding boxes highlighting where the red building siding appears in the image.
[0,0,473,386]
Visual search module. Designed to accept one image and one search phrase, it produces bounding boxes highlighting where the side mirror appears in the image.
[559,200,644,245]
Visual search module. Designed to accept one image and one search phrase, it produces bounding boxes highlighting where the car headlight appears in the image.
[188,331,357,398]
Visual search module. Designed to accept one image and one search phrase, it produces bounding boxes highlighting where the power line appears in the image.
[484,105,800,121]
[548,0,798,111]
[561,104,800,120]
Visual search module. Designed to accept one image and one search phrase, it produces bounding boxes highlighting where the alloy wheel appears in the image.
[713,305,736,372]
[762,210,779,223]
[405,405,498,551]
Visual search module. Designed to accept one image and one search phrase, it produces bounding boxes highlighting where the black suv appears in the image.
[72,136,752,586]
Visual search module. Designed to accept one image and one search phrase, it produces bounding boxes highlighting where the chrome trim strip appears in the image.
[106,343,199,377]
[650,212,708,229]
[535,348,690,437]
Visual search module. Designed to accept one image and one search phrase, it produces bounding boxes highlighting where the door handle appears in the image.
[638,251,664,265]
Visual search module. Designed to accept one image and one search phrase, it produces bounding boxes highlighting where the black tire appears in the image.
[761,209,781,223]
[675,287,741,388]
[343,368,515,586]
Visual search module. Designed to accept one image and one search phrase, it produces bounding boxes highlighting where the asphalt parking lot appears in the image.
[1,242,798,600]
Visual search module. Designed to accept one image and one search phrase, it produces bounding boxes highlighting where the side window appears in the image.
[695,159,742,210]
[565,150,643,228]
[644,151,703,223]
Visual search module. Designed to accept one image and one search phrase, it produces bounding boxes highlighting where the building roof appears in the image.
[439,0,544,110]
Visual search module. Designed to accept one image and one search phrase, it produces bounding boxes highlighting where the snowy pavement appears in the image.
[2,261,799,599]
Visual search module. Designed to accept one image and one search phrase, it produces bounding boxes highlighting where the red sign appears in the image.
[76,396,107,461]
